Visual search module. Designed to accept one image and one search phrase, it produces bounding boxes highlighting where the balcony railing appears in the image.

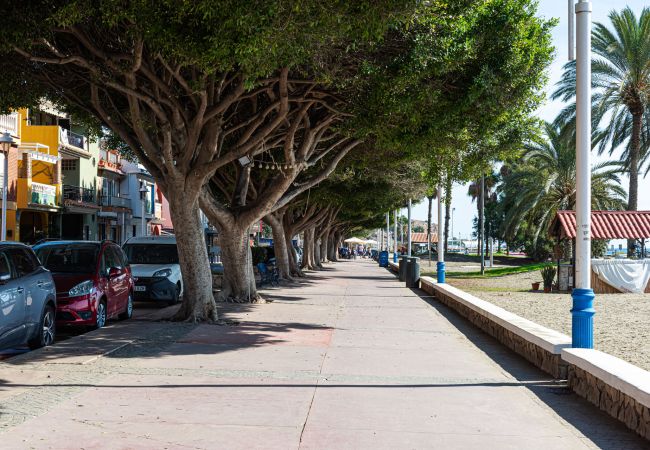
[63,184,96,204]
[99,194,130,209]
[59,128,86,150]
[0,113,18,136]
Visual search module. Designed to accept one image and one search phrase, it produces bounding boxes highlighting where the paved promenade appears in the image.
[0,260,647,449]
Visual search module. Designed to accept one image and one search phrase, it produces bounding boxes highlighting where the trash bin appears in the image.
[405,257,420,288]
[398,255,408,281]
[378,250,389,267]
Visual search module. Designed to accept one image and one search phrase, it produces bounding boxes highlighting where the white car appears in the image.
[123,236,183,305]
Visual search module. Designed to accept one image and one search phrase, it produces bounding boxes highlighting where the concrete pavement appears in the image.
[0,259,647,449]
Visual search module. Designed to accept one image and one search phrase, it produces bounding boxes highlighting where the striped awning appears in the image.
[410,232,438,244]
[551,210,650,240]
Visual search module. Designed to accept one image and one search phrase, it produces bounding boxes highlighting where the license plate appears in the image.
[134,285,146,292]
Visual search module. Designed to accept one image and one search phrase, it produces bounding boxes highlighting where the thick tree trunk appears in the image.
[285,226,303,276]
[327,230,338,261]
[320,228,329,263]
[168,196,217,322]
[628,111,642,256]
[264,212,292,280]
[302,228,315,270]
[217,226,259,303]
[314,235,323,269]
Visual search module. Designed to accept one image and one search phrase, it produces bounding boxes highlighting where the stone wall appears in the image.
[422,282,567,379]
[567,364,650,440]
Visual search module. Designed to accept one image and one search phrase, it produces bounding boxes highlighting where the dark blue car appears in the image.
[0,242,57,350]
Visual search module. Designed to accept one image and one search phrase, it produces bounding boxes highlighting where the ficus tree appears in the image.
[0,0,554,320]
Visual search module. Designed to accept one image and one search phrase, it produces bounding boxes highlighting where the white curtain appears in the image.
[592,259,650,293]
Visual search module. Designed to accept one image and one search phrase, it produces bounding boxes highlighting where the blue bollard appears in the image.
[571,288,595,348]
[436,261,445,283]
[393,252,398,263]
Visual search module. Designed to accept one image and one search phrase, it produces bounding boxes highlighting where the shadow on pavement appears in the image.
[413,286,648,450]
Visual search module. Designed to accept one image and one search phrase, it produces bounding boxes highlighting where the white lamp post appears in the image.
[437,185,445,283]
[0,132,15,241]
[572,0,594,348]
[407,199,412,256]
[139,183,148,236]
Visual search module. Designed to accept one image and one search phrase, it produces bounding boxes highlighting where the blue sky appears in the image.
[409,0,650,240]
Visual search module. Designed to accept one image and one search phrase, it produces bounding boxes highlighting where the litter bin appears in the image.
[378,250,389,267]
[405,257,420,288]
[398,255,408,281]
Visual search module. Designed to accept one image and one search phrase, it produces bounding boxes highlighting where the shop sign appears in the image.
[31,182,57,206]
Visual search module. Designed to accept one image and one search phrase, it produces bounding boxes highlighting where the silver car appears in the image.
[0,242,56,350]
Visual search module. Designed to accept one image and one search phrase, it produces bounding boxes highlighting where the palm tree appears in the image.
[501,122,626,244]
[468,174,498,256]
[553,6,650,253]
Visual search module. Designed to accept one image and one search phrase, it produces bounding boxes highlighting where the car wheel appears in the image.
[28,305,56,350]
[119,293,133,320]
[94,300,107,329]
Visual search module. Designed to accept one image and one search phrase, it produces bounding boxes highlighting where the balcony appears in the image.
[0,113,19,136]
[63,184,96,204]
[100,195,131,209]
[59,128,86,150]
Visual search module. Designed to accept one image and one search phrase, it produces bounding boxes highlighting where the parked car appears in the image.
[0,242,57,350]
[122,236,183,305]
[33,241,133,329]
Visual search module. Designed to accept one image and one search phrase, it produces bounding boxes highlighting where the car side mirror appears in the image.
[108,267,121,278]
[0,272,10,284]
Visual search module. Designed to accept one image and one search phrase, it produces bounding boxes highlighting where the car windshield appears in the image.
[123,244,179,264]
[35,244,99,274]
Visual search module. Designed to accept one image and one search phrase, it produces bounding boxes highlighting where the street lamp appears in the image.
[0,132,16,241]
[139,183,148,236]
[452,207,456,242]
[571,0,594,349]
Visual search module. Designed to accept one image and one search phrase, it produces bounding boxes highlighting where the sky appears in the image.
[407,0,650,240]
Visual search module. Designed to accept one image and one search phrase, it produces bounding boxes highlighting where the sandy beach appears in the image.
[439,262,650,372]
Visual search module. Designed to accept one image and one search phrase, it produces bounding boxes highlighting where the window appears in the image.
[100,245,120,275]
[61,159,77,171]
[9,248,40,277]
[0,251,14,278]
[35,244,99,274]
[123,244,179,265]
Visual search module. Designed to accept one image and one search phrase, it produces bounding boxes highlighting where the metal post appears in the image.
[140,197,146,236]
[1,152,7,241]
[452,207,455,242]
[437,185,445,283]
[393,210,398,262]
[572,0,594,349]
[479,175,485,275]
[386,211,390,252]
[568,0,576,61]
[407,199,412,256]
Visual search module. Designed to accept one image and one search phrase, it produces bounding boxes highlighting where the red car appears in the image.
[33,241,134,328]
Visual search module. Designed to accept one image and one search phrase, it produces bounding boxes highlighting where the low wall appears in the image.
[563,349,650,440]
[419,277,571,379]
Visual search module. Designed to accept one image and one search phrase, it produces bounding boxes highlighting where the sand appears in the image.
[444,265,650,372]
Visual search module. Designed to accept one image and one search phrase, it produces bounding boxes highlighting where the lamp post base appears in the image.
[571,288,595,348]
[437,261,445,284]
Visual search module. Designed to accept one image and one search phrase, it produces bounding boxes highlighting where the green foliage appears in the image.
[592,239,609,258]
[540,265,556,288]
[499,121,626,245]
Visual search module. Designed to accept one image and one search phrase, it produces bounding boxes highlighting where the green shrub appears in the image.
[540,265,556,289]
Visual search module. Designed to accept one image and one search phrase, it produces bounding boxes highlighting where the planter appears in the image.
[543,286,551,293]
[531,282,540,291]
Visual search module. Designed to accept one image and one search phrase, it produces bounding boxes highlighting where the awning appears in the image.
[551,210,650,240]
[410,232,438,244]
